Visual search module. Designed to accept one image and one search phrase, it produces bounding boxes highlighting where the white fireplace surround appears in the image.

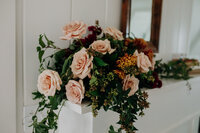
[24,76,200,133]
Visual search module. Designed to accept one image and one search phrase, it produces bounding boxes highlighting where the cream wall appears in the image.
[188,0,200,60]
[159,0,193,60]
[0,0,16,133]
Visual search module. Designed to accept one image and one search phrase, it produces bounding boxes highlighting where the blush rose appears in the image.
[90,39,115,54]
[104,27,124,40]
[61,21,87,40]
[65,80,85,104]
[134,50,152,73]
[70,48,93,79]
[123,75,139,96]
[37,70,62,97]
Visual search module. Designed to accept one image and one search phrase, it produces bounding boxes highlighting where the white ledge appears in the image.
[64,75,200,115]
[64,101,91,114]
[146,75,200,92]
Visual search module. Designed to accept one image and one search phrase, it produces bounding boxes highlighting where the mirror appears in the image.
[121,0,163,52]
[130,0,152,41]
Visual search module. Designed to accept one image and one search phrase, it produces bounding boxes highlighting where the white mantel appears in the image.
[58,76,200,133]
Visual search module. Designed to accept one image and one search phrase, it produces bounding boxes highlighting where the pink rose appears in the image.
[65,80,85,104]
[134,50,152,73]
[61,21,87,40]
[70,48,93,79]
[123,75,139,96]
[90,39,115,54]
[104,27,124,40]
[37,70,62,97]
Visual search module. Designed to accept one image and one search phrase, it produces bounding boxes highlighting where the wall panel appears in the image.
[71,0,107,27]
[0,0,16,132]
[23,0,72,105]
[106,0,122,28]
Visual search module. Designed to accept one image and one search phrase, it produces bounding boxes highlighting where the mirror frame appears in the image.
[120,0,163,52]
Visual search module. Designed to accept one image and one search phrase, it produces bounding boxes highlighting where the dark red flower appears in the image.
[153,72,159,81]
[86,33,97,43]
[88,26,102,35]
[157,80,162,88]
[96,27,102,35]
[80,39,87,45]
[88,26,97,32]
[65,48,73,57]
[152,81,157,88]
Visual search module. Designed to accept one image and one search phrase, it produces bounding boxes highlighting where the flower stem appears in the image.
[53,99,66,133]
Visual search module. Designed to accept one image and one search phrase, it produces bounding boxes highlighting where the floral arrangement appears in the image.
[31,21,162,133]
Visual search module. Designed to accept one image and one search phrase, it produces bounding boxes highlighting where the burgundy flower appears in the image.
[152,79,162,88]
[96,27,102,35]
[88,26,97,32]
[152,81,157,88]
[157,80,162,88]
[80,39,87,45]
[88,26,102,35]
[87,34,96,42]
[82,34,96,47]
[153,72,159,81]
[65,48,73,57]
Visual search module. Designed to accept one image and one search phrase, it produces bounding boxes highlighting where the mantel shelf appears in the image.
[64,101,91,114]
[64,75,200,115]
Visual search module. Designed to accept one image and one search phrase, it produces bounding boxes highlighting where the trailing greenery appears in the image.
[155,59,192,80]
[31,35,76,133]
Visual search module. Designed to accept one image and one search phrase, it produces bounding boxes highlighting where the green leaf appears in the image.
[36,46,41,52]
[48,96,59,110]
[39,34,46,48]
[54,49,67,61]
[69,44,76,50]
[94,57,108,67]
[89,76,97,86]
[39,50,45,63]
[32,115,37,121]
[44,34,55,48]
[61,55,73,76]
[109,125,119,133]
[48,110,57,128]
[110,53,118,62]
[32,91,43,100]
[89,90,99,96]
